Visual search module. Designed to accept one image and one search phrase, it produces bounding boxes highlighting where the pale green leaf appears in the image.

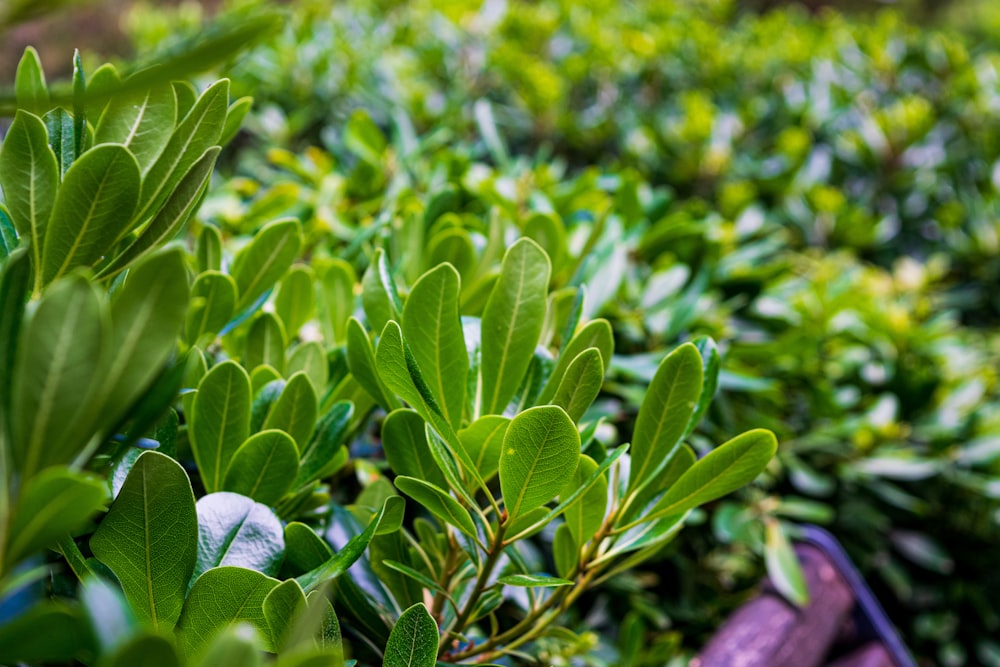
[496,573,572,588]
[275,265,316,336]
[190,360,251,492]
[765,519,809,607]
[550,347,604,422]
[263,372,317,452]
[458,415,509,481]
[361,248,402,333]
[231,217,302,311]
[245,312,288,374]
[537,319,613,405]
[185,270,237,345]
[223,430,299,505]
[95,85,177,173]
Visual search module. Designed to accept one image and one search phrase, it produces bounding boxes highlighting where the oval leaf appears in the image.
[231,217,302,311]
[190,360,252,493]
[382,603,437,667]
[223,430,299,505]
[193,492,285,581]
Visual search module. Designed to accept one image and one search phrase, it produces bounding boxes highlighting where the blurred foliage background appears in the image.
[8,0,1000,665]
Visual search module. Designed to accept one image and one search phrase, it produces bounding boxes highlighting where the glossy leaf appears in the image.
[282,521,333,575]
[40,143,141,285]
[231,217,302,311]
[458,415,509,481]
[223,430,299,505]
[382,409,447,490]
[263,372,318,452]
[537,319,613,405]
[245,312,288,374]
[382,603,438,667]
[499,406,580,521]
[361,248,402,333]
[14,47,48,113]
[134,79,228,223]
[5,468,106,568]
[95,85,177,173]
[296,496,403,593]
[275,265,316,336]
[402,263,467,425]
[177,566,280,654]
[99,146,220,278]
[0,110,58,270]
[190,360,251,493]
[560,454,606,547]
[496,573,573,587]
[627,342,703,495]
[295,400,353,487]
[193,492,285,580]
[393,476,477,539]
[346,317,397,410]
[185,270,237,344]
[12,274,107,477]
[480,238,551,415]
[642,430,778,523]
[550,347,604,422]
[90,451,197,631]
[43,108,76,176]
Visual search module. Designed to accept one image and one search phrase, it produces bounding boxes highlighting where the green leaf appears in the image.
[346,317,397,410]
[282,521,333,574]
[185,270,237,344]
[177,566,280,654]
[95,85,177,173]
[134,79,228,223]
[287,341,329,394]
[361,248,402,333]
[393,476,477,539]
[193,492,285,580]
[550,348,604,422]
[220,96,253,146]
[382,603,438,667]
[560,454,606,547]
[40,143,141,285]
[295,400,352,487]
[0,110,58,271]
[43,108,77,176]
[196,224,222,272]
[224,430,299,505]
[190,360,252,493]
[0,602,91,664]
[345,109,387,166]
[247,314,289,375]
[196,625,262,667]
[263,372,317,452]
[12,274,108,477]
[765,519,809,607]
[5,468,106,568]
[686,336,720,439]
[275,265,316,336]
[480,238,551,415]
[296,496,403,593]
[627,342,703,495]
[622,444,696,525]
[458,415,509,481]
[0,249,30,448]
[14,47,48,114]
[0,204,19,258]
[99,247,191,428]
[553,524,577,579]
[499,405,580,521]
[537,319,613,405]
[382,409,448,490]
[104,633,181,667]
[251,379,285,433]
[496,573,573,588]
[264,579,308,652]
[642,430,778,523]
[98,146,220,279]
[231,217,302,311]
[402,263,468,425]
[317,259,356,345]
[90,451,197,631]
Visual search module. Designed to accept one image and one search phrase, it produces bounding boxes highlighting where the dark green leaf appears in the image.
[104,633,181,667]
[263,578,308,652]
[560,454,606,547]
[0,602,91,663]
[245,312,288,374]
[43,107,76,176]
[177,566,280,654]
[382,409,448,490]
[223,430,299,505]
[550,348,604,422]
[263,372,317,452]
[394,476,477,539]
[382,603,438,667]
[295,400,353,487]
[346,317,397,410]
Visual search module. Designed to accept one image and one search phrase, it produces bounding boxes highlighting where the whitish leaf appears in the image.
[480,238,550,415]
[223,430,299,505]
[190,361,251,493]
[90,451,197,631]
[499,405,580,521]
[402,263,467,425]
[382,603,437,667]
[193,492,285,580]
[627,343,703,495]
[40,143,141,285]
